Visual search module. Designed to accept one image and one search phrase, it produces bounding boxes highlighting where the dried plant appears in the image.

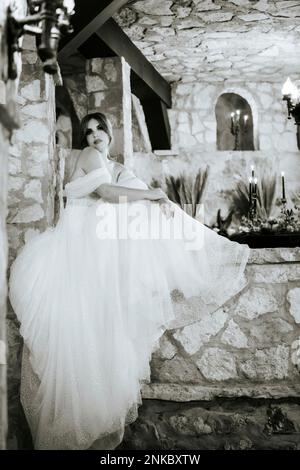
[229,181,249,219]
[164,167,209,218]
[257,175,277,218]
[230,174,277,219]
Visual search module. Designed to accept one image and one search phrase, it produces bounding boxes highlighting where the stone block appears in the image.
[249,319,293,345]
[197,12,234,23]
[86,75,107,93]
[8,176,25,191]
[287,288,300,324]
[173,309,228,355]
[24,180,43,203]
[22,103,47,119]
[221,320,248,348]
[10,203,44,223]
[152,354,200,383]
[249,265,300,283]
[234,286,279,319]
[132,0,173,16]
[14,120,48,144]
[196,348,238,381]
[194,0,221,11]
[155,335,176,360]
[240,345,289,380]
[238,13,269,21]
[20,80,41,101]
[8,157,21,176]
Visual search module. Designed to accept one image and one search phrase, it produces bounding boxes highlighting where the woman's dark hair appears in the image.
[79,112,113,149]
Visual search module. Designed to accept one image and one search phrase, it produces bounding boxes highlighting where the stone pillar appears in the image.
[7,35,57,261]
[0,0,27,450]
[6,35,57,448]
[86,57,133,164]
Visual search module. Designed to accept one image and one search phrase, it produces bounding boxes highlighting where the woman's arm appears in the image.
[78,148,168,203]
[95,183,167,203]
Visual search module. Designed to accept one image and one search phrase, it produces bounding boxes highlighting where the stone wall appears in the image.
[6,35,57,449]
[118,247,300,450]
[86,57,133,164]
[139,248,300,401]
[0,0,28,450]
[113,0,300,228]
[7,35,57,262]
[120,398,300,450]
[129,80,300,227]
[170,80,296,153]
[59,56,135,179]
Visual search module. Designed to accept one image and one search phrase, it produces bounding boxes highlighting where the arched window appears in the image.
[216,93,254,151]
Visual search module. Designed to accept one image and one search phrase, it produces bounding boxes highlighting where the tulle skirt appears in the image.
[9,197,250,449]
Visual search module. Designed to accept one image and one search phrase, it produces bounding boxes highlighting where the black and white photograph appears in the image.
[1,0,300,458]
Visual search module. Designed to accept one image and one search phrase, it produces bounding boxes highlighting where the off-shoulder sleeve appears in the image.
[115,166,148,190]
[63,167,112,198]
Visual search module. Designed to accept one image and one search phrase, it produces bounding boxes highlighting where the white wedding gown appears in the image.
[9,159,250,450]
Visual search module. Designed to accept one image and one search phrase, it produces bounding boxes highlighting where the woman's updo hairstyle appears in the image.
[79,112,113,149]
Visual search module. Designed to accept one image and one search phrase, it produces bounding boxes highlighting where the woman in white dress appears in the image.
[9,112,250,450]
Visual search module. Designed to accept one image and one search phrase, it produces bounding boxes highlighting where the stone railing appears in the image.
[142,247,300,401]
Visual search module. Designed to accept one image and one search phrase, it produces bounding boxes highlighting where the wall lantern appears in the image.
[282,77,300,150]
[6,0,75,79]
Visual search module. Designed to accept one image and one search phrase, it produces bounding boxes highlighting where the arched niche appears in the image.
[216,93,255,151]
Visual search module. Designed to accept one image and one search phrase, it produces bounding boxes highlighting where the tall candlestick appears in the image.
[251,165,255,178]
[281,171,286,200]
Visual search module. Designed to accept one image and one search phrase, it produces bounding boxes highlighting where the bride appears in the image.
[9,112,250,450]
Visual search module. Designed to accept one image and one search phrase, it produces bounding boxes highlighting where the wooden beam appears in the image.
[58,0,129,61]
[130,71,171,149]
[142,97,171,150]
[58,2,172,149]
[96,19,172,108]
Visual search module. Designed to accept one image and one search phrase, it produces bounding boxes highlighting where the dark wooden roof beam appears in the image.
[96,19,171,108]
[58,0,129,61]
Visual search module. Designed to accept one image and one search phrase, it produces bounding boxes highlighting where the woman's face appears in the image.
[85,118,110,154]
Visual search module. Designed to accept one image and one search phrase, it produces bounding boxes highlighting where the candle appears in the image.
[253,177,258,212]
[248,177,253,206]
[236,109,240,117]
[251,165,255,178]
[253,177,257,195]
[281,171,286,200]
[244,115,248,126]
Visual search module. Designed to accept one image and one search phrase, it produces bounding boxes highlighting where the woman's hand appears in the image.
[158,198,175,219]
[148,188,175,218]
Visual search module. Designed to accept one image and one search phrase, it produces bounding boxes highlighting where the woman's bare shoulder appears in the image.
[77,147,104,173]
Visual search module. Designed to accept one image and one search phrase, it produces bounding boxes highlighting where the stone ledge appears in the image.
[248,247,300,264]
[141,382,300,401]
